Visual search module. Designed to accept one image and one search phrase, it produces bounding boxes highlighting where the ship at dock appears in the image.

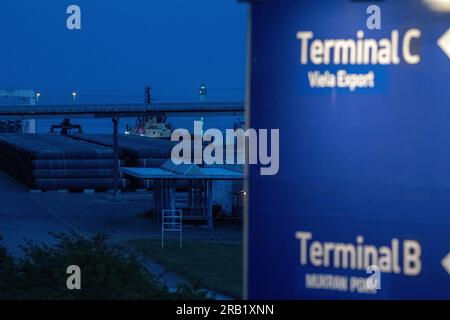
[125,115,173,139]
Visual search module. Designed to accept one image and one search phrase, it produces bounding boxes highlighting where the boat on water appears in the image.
[125,115,173,138]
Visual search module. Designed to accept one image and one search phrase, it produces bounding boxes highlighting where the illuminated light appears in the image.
[199,82,207,99]
[423,0,450,12]
[72,91,77,100]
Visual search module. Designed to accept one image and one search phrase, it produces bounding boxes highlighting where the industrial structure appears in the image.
[0,89,37,133]
[0,100,245,225]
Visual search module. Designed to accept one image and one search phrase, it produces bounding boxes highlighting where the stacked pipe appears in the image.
[0,134,125,191]
[69,134,176,189]
[69,134,176,167]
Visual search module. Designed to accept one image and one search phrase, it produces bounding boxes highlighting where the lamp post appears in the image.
[199,81,207,102]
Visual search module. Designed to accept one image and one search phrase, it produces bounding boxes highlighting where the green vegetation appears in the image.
[0,233,208,300]
[129,239,242,299]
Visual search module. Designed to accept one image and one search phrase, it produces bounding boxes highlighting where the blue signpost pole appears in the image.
[247,0,450,299]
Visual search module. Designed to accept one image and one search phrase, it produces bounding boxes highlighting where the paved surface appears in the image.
[0,171,241,299]
[0,172,242,254]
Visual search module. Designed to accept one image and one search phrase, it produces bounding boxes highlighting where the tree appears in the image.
[0,233,208,300]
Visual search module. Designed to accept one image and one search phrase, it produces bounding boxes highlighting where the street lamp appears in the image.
[199,81,207,102]
[72,91,77,100]
[36,92,41,102]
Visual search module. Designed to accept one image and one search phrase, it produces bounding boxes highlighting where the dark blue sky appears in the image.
[0,0,248,104]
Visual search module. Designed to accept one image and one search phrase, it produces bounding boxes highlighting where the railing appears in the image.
[161,209,183,248]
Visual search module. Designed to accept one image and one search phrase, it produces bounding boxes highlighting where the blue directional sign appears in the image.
[247,0,450,299]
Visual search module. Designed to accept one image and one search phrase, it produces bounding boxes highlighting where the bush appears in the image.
[0,233,208,300]
[0,236,20,299]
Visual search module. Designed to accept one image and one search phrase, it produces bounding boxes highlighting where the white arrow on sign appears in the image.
[437,28,450,59]
[442,252,450,275]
